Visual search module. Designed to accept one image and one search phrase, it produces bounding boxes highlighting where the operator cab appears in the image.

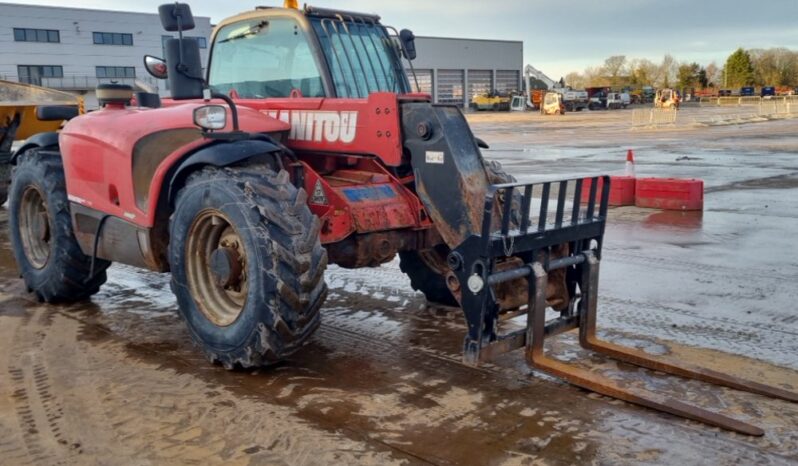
[206,3,417,99]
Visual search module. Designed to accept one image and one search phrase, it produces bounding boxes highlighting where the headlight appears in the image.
[193,105,227,130]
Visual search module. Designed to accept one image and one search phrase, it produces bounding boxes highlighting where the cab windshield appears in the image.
[208,18,326,98]
[309,17,410,98]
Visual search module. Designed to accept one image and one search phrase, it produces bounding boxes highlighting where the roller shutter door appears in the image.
[496,70,520,94]
[437,69,464,105]
[407,68,433,95]
[468,69,492,102]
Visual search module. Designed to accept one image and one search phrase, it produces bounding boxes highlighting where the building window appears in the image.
[96,66,136,78]
[93,32,133,46]
[13,28,60,43]
[17,65,63,85]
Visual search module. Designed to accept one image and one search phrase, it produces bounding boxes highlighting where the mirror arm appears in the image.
[176,14,185,71]
[210,92,240,132]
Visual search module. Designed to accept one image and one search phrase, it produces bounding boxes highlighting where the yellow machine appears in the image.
[654,88,680,109]
[472,92,512,111]
[1,80,80,203]
[540,91,565,115]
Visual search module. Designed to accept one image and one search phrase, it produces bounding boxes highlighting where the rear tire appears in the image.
[169,164,327,369]
[0,162,9,206]
[399,160,518,306]
[9,148,109,303]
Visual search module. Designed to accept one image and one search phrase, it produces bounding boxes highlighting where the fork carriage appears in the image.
[448,175,797,436]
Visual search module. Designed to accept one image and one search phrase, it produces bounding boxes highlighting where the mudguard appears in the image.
[11,132,60,164]
[167,138,282,205]
[400,102,491,248]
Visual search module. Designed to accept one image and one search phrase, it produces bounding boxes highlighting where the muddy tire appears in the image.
[169,164,327,369]
[0,162,10,206]
[8,148,109,303]
[399,160,518,307]
[399,245,458,307]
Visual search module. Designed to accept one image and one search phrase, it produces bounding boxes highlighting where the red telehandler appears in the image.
[8,2,797,436]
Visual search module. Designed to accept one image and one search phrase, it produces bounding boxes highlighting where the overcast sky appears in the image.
[8,0,798,79]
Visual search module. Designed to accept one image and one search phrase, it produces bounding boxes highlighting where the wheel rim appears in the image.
[418,244,450,275]
[185,209,248,327]
[18,186,51,269]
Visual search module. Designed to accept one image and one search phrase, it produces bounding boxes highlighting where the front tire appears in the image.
[9,148,109,302]
[399,160,518,306]
[169,164,327,369]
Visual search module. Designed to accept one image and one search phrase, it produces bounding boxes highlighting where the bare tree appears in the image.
[657,54,676,87]
[564,71,586,89]
[705,62,720,87]
[603,55,627,86]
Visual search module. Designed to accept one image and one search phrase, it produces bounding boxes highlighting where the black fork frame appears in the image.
[448,176,610,365]
[447,175,797,436]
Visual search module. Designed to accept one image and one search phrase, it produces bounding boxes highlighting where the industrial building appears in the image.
[405,36,524,109]
[0,3,522,110]
[0,2,212,107]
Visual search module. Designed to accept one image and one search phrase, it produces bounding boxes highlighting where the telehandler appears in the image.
[8,2,796,436]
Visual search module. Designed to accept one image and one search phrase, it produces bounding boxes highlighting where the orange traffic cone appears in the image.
[625,149,635,177]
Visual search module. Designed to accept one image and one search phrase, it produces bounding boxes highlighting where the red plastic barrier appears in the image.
[635,177,703,211]
[582,175,635,206]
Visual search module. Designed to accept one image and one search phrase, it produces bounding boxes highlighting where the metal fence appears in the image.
[39,76,160,92]
[631,108,678,128]
[699,95,798,107]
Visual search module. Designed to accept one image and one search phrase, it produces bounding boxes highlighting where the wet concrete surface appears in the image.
[1,107,798,465]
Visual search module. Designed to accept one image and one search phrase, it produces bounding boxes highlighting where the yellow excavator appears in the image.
[0,80,80,204]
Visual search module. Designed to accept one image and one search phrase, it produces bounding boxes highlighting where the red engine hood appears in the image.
[61,102,290,153]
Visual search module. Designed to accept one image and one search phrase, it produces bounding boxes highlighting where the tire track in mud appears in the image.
[598,296,798,370]
[30,304,432,466]
[5,305,80,466]
[602,247,798,283]
[327,260,798,371]
[318,298,798,465]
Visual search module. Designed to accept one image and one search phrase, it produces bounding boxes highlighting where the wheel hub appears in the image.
[18,186,52,269]
[185,210,248,327]
[209,246,243,288]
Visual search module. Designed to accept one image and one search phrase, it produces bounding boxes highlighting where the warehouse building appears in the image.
[0,2,212,107]
[405,36,523,109]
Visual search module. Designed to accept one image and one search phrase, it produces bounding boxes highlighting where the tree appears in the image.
[628,58,658,86]
[603,55,627,87]
[564,71,586,89]
[724,48,755,87]
[677,62,701,89]
[750,48,798,86]
[705,62,720,87]
[657,54,676,88]
[697,68,709,88]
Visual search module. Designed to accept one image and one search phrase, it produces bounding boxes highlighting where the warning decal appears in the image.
[310,179,328,205]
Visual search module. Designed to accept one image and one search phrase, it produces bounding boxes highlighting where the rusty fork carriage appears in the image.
[446,175,798,436]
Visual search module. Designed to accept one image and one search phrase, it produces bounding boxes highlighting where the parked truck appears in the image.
[555,88,588,112]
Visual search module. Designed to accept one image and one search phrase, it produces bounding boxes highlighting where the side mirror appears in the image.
[399,29,416,61]
[144,55,168,79]
[158,3,195,32]
[164,38,204,100]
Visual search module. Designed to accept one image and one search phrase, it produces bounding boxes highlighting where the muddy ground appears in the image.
[1,106,797,465]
